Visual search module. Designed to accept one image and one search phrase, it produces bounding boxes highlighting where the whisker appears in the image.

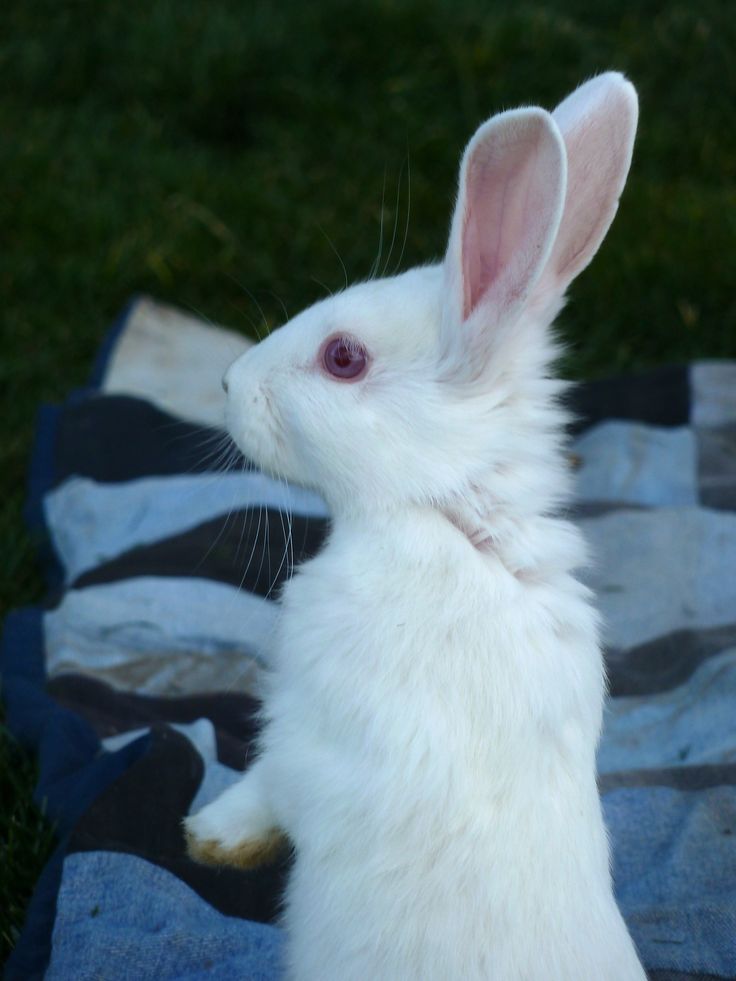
[181,300,219,332]
[178,298,253,363]
[237,505,257,568]
[265,466,294,600]
[226,273,271,340]
[164,428,244,480]
[239,500,265,593]
[382,156,406,278]
[369,165,388,280]
[192,507,237,574]
[192,449,244,572]
[151,422,231,466]
[156,425,229,455]
[311,276,334,298]
[264,289,289,325]
[317,223,349,293]
[227,296,264,340]
[264,501,272,599]
[199,437,240,474]
[284,470,295,583]
[394,147,411,275]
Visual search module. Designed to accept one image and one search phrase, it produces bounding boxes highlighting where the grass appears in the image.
[0,710,56,958]
[1,0,735,963]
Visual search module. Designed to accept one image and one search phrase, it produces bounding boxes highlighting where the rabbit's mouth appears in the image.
[225,382,288,478]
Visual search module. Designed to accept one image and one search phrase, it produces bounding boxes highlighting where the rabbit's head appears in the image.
[224,73,637,533]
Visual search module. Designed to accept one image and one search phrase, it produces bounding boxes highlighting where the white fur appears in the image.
[186,73,644,979]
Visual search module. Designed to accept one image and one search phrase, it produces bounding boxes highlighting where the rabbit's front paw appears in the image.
[184,812,286,869]
[183,767,287,869]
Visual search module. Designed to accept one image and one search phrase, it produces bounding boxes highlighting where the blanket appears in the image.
[2,296,735,980]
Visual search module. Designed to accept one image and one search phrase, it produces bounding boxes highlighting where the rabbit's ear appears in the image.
[443,107,567,346]
[537,72,638,295]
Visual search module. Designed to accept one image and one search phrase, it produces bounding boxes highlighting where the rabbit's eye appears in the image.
[322,336,368,381]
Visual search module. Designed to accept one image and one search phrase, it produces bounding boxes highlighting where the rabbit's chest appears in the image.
[261,524,604,856]
[273,523,502,678]
[265,515,603,771]
[267,528,533,750]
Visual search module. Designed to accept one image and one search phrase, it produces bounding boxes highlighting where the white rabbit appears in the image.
[185,73,645,980]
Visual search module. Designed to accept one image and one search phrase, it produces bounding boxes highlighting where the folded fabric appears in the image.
[2,296,735,980]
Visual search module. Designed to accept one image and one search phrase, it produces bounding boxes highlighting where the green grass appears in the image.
[0,708,56,959]
[2,0,735,963]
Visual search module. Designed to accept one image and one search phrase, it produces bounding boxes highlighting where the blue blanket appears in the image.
[3,297,735,980]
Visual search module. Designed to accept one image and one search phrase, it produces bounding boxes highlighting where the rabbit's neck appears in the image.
[327,499,589,592]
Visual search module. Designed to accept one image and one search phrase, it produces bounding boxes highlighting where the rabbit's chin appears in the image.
[225,395,295,485]
[232,431,304,490]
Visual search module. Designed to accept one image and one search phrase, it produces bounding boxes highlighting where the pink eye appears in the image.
[322,336,368,381]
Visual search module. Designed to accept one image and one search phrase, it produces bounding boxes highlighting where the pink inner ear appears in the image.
[460,121,562,324]
[551,109,628,279]
[544,74,638,289]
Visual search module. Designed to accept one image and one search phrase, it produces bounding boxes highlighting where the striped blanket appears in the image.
[2,297,735,980]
